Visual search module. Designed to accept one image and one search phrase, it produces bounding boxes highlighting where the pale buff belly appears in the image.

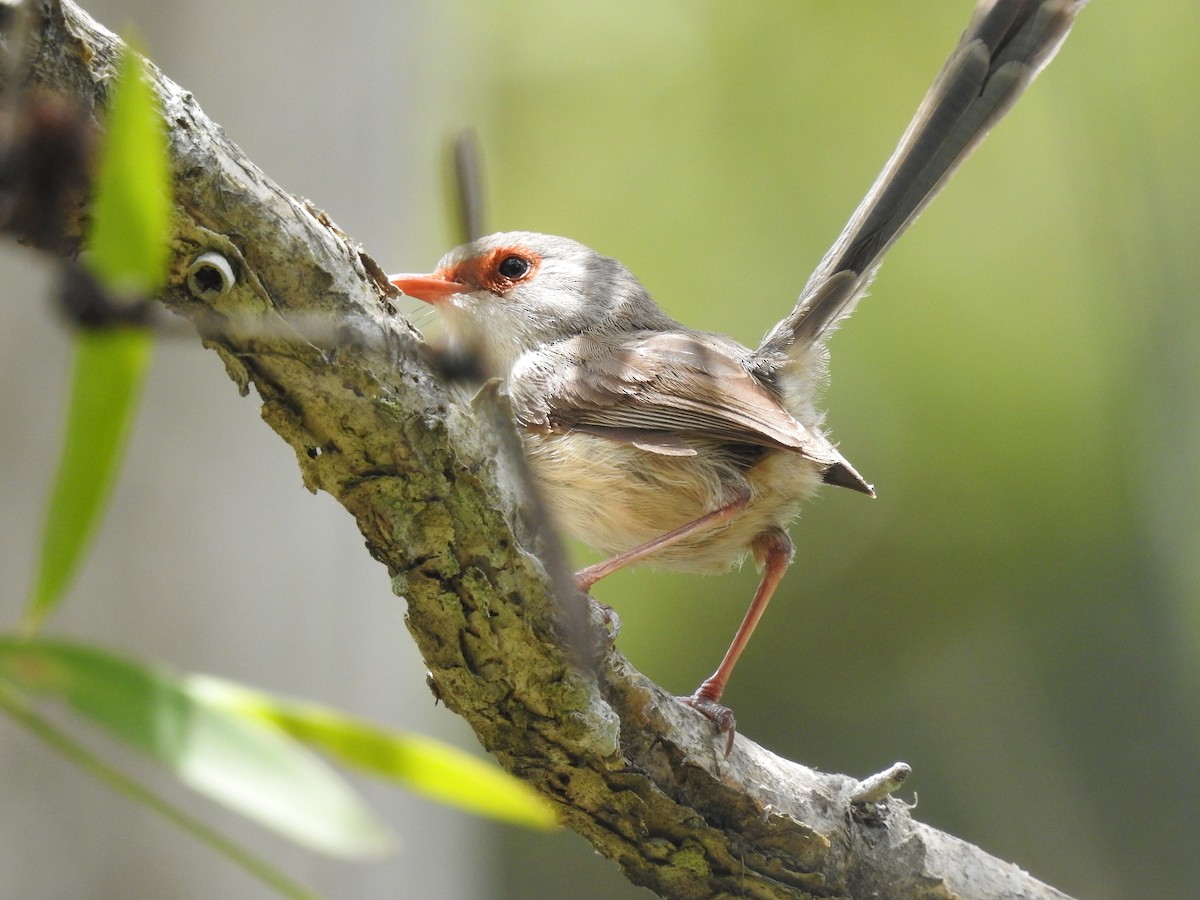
[521,430,824,574]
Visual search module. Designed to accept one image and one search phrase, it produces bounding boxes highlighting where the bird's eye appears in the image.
[497,255,531,280]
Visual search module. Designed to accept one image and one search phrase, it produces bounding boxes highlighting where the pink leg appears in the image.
[574,488,751,593]
[682,528,794,755]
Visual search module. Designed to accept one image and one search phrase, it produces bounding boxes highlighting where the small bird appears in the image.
[392,0,1086,753]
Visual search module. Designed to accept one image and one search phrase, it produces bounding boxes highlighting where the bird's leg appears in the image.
[573,487,751,592]
[682,528,794,755]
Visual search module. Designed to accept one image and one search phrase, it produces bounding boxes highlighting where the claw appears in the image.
[679,693,737,756]
[593,599,621,641]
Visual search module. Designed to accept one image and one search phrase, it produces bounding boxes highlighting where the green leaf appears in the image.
[86,44,172,295]
[24,42,175,634]
[23,328,153,632]
[191,677,560,830]
[0,639,393,858]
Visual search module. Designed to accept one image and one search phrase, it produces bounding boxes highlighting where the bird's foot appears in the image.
[679,691,737,757]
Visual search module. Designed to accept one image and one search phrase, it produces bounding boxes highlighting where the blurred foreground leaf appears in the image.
[194,676,560,831]
[24,45,172,632]
[23,328,153,631]
[85,44,171,294]
[0,639,393,858]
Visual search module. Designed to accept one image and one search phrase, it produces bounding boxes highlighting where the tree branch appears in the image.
[5,2,1078,897]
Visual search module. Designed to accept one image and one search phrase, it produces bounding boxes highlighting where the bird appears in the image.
[391,0,1086,754]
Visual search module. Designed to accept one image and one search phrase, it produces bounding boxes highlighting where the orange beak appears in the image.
[389,273,467,305]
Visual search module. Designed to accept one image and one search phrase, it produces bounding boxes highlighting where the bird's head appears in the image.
[391,231,673,373]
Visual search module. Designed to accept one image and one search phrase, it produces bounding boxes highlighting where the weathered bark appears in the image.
[3,2,1078,897]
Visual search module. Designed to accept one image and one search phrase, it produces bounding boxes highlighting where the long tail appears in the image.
[756,0,1088,364]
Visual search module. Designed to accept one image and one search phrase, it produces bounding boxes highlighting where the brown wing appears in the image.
[510,330,873,494]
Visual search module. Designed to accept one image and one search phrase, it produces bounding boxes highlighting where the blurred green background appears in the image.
[1,2,1196,898]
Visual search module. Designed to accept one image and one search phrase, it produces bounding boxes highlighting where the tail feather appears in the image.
[756,0,1088,366]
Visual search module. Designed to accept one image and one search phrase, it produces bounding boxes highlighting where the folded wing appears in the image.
[511,330,874,495]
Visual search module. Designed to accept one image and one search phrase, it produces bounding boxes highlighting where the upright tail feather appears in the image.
[756,0,1088,365]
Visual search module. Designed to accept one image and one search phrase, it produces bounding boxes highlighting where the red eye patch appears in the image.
[443,246,541,295]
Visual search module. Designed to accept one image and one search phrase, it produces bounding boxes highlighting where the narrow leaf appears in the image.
[24,42,174,633]
[23,328,153,632]
[0,639,393,858]
[86,45,172,295]
[192,677,559,830]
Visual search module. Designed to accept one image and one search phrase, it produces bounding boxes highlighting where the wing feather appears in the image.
[510,331,873,494]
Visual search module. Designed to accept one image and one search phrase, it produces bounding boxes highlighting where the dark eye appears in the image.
[497,255,531,279]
